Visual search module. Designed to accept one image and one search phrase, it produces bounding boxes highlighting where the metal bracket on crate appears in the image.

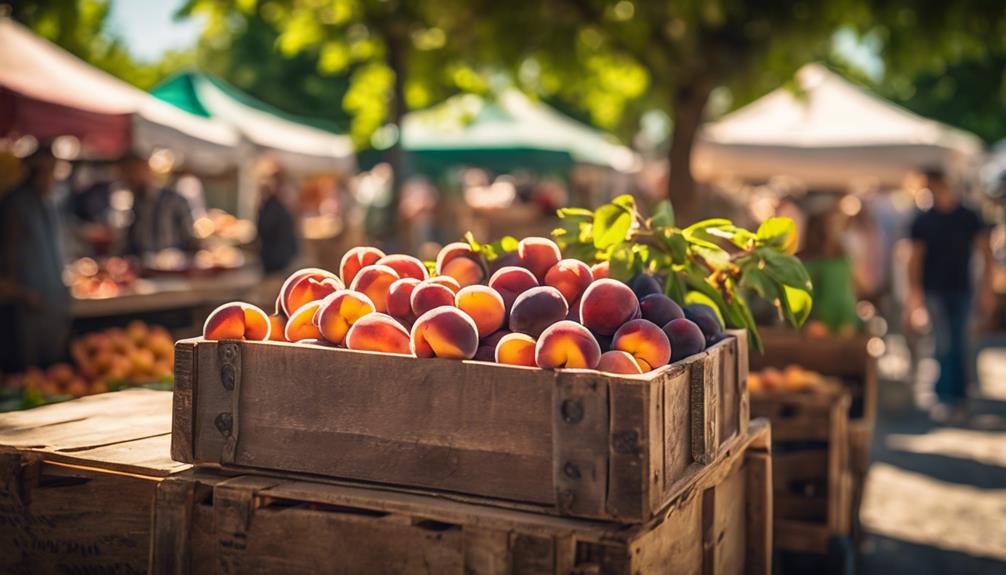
[217,342,242,464]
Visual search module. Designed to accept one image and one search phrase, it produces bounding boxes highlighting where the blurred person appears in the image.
[0,146,70,372]
[905,168,996,420]
[256,164,298,275]
[120,152,199,257]
[798,195,860,334]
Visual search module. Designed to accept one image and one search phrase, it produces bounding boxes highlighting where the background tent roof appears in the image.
[364,90,638,176]
[693,64,984,189]
[153,73,355,174]
[0,17,238,169]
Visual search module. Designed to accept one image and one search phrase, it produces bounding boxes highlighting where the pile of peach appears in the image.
[203,237,725,375]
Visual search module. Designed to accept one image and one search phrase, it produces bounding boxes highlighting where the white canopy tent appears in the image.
[693,64,984,190]
[0,17,239,173]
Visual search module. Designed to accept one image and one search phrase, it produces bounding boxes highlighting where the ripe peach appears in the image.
[455,285,506,338]
[284,300,325,342]
[509,286,568,337]
[597,350,644,375]
[517,237,561,282]
[544,259,593,305]
[279,268,344,316]
[410,307,479,359]
[377,254,429,281]
[494,333,537,367]
[204,302,271,341]
[340,246,386,286]
[268,314,287,341]
[590,261,610,280]
[345,313,412,355]
[612,319,671,372]
[315,290,376,345]
[350,264,400,313]
[435,242,485,287]
[579,279,640,336]
[535,320,601,369]
[426,275,462,293]
[488,266,538,313]
[639,294,684,327]
[474,329,510,362]
[664,318,707,362]
[387,278,421,319]
[411,280,457,316]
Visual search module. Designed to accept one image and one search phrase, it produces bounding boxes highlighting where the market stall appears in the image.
[693,63,984,189]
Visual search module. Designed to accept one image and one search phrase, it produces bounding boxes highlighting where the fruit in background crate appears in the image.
[435,242,485,287]
[455,285,506,338]
[350,264,400,313]
[376,254,429,281]
[279,268,344,316]
[410,307,479,359]
[517,237,561,282]
[611,319,671,372]
[804,320,830,339]
[664,318,707,362]
[345,313,412,355]
[535,321,601,369]
[684,303,724,343]
[597,350,644,375]
[544,259,593,305]
[340,246,386,286]
[411,280,457,316]
[494,333,537,367]
[629,273,662,299]
[579,279,640,336]
[488,266,538,314]
[639,294,684,327]
[203,302,271,341]
[509,286,568,338]
[284,300,324,342]
[386,278,420,319]
[315,290,376,345]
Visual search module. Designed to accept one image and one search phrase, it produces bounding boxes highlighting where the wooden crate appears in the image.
[0,389,188,574]
[171,330,749,523]
[749,389,851,555]
[152,419,772,575]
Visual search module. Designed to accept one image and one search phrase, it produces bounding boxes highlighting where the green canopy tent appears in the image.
[363,90,639,177]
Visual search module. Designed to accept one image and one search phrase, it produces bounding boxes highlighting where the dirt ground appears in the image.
[857,346,1006,575]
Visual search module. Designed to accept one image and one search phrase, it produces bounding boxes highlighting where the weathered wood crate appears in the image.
[171,330,749,523]
[0,389,188,575]
[749,388,851,555]
[153,419,772,575]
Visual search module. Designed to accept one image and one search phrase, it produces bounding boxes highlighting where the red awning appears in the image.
[0,87,131,157]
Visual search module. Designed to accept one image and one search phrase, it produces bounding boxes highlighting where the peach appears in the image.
[411,280,457,316]
[517,237,561,282]
[284,300,325,342]
[494,333,537,367]
[544,259,593,305]
[350,264,400,313]
[203,302,271,341]
[455,285,506,338]
[435,242,485,287]
[508,286,568,338]
[590,261,610,280]
[612,319,671,372]
[315,290,376,345]
[426,275,462,293]
[410,307,479,359]
[488,266,538,313]
[387,278,420,319]
[340,246,386,286]
[597,350,644,375]
[377,254,429,281]
[345,313,412,355]
[534,320,601,369]
[268,314,287,341]
[579,279,640,336]
[474,329,510,362]
[279,268,344,316]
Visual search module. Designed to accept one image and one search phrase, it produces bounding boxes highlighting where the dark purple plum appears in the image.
[664,318,707,361]
[683,303,724,342]
[639,294,685,327]
[629,273,662,299]
[474,329,510,361]
[590,329,614,353]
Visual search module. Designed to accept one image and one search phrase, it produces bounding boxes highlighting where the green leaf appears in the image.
[498,236,519,253]
[782,285,813,326]
[664,272,687,303]
[557,207,594,221]
[592,203,633,249]
[651,200,675,228]
[761,250,813,291]
[757,217,798,253]
[611,194,636,211]
[608,243,636,280]
[684,219,732,234]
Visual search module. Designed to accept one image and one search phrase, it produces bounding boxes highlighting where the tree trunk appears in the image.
[667,80,714,226]
[383,27,408,244]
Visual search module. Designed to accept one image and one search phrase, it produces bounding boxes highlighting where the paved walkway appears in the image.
[858,347,1006,575]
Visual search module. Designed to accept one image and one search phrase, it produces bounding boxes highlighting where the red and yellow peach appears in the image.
[509,286,568,337]
[340,246,386,286]
[386,278,420,319]
[579,278,640,336]
[345,313,412,355]
[544,259,593,305]
[494,333,537,367]
[377,254,429,281]
[597,350,644,374]
[410,307,479,359]
[411,280,457,316]
[517,237,561,282]
[435,242,485,287]
[611,319,671,372]
[284,300,325,342]
[488,266,538,314]
[350,264,400,313]
[534,320,601,369]
[455,285,506,338]
[203,302,271,341]
[315,290,376,345]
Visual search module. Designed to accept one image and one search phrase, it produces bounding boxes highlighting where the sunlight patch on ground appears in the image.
[861,463,1006,561]
[886,428,1006,468]
[978,348,1006,400]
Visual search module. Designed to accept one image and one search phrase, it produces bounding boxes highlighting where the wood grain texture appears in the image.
[172,341,196,463]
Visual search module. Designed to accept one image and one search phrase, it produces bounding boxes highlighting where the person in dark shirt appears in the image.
[121,153,199,257]
[905,168,996,419]
[255,165,298,275]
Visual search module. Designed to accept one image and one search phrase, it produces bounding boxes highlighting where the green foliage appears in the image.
[554,197,814,351]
